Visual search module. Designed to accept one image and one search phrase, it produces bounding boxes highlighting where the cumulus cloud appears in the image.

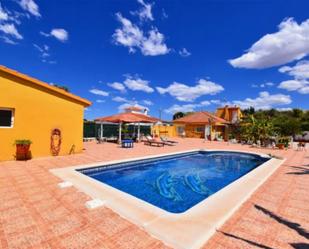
[278,80,309,94]
[229,18,309,69]
[179,48,191,57]
[0,23,23,40]
[19,0,41,17]
[40,28,69,42]
[157,79,224,102]
[89,89,109,96]
[278,60,309,94]
[108,82,126,92]
[232,91,292,110]
[279,60,309,79]
[113,13,169,56]
[124,75,154,93]
[131,0,154,21]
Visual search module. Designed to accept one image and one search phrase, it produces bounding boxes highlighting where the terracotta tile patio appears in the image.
[0,138,308,249]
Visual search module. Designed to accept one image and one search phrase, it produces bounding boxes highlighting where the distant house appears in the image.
[0,65,91,161]
[153,106,243,140]
[216,105,242,124]
[173,111,229,140]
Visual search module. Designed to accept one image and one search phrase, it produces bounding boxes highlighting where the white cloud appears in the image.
[112,96,128,102]
[278,60,309,94]
[108,82,126,92]
[279,60,309,79]
[229,18,309,69]
[278,79,309,94]
[124,75,154,93]
[118,103,148,112]
[141,28,169,56]
[89,89,109,96]
[143,99,153,105]
[51,28,68,42]
[232,91,292,110]
[41,28,69,42]
[157,79,224,102]
[0,23,23,39]
[33,44,50,57]
[0,36,17,44]
[252,82,274,88]
[179,48,191,57]
[165,100,211,114]
[162,8,168,19]
[131,0,154,21]
[96,99,105,103]
[113,13,169,56]
[0,4,9,21]
[200,100,211,106]
[19,0,41,17]
[210,99,221,105]
[165,104,199,114]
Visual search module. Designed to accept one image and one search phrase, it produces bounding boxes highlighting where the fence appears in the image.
[83,121,151,138]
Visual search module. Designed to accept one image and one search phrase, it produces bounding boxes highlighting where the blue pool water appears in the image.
[79,151,269,213]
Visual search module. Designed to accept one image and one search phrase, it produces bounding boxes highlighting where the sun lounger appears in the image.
[144,136,165,147]
[160,136,178,145]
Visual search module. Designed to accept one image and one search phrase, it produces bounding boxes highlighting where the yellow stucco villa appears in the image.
[0,65,91,161]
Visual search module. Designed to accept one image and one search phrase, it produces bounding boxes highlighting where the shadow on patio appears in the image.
[287,164,309,175]
[220,231,275,249]
[254,204,309,241]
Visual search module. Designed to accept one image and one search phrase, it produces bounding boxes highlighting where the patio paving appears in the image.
[0,138,308,249]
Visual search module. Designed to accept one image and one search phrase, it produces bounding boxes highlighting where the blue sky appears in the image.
[1,0,309,120]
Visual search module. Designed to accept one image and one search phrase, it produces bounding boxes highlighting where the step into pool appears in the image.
[78,151,269,213]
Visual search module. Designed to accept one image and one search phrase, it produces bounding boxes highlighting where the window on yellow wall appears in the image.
[0,108,14,128]
[195,126,204,133]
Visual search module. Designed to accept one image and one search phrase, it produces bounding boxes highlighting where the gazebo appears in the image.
[95,112,160,143]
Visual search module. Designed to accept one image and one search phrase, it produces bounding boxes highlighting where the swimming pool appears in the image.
[78,151,269,213]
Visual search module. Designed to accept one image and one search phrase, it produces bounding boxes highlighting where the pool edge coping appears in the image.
[50,149,285,249]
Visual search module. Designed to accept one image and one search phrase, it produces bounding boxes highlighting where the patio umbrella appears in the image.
[95,112,160,142]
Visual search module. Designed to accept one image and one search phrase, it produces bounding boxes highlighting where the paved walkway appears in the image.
[0,139,308,249]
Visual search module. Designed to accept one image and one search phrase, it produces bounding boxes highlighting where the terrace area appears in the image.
[0,139,308,249]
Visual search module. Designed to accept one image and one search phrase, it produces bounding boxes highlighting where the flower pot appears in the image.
[277,143,285,150]
[16,144,31,160]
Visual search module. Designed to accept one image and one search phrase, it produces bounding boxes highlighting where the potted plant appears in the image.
[14,139,32,160]
[277,137,289,150]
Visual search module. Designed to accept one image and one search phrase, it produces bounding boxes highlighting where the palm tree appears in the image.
[240,114,274,145]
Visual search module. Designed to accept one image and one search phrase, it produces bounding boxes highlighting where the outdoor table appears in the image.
[121,139,134,148]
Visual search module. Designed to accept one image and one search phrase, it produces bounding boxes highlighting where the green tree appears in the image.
[173,112,185,120]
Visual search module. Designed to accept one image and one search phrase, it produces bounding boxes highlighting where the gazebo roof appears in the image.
[173,111,229,124]
[95,112,160,123]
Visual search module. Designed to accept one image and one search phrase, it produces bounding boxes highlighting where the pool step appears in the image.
[58,181,73,188]
[85,199,106,209]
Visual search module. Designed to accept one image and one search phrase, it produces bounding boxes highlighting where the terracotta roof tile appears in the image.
[173,111,229,124]
[95,112,160,123]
